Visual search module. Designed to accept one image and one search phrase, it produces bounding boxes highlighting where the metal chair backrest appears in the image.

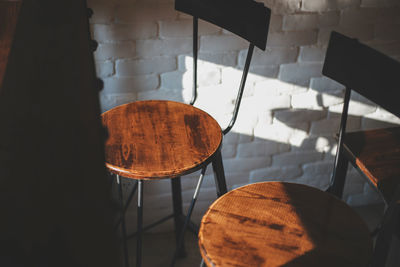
[323,31,400,197]
[175,0,271,134]
[323,31,400,118]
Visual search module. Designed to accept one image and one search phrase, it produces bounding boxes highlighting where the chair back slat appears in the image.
[175,0,270,50]
[323,31,400,118]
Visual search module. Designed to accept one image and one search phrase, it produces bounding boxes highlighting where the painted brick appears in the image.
[103,75,159,93]
[95,60,114,78]
[248,66,279,80]
[328,111,363,131]
[221,67,265,94]
[258,110,274,126]
[234,98,261,128]
[283,14,319,31]
[319,91,345,108]
[256,94,291,110]
[238,47,298,67]
[362,107,400,130]
[160,70,185,90]
[296,173,330,190]
[161,66,220,90]
[302,161,333,177]
[194,84,237,117]
[159,19,220,38]
[237,141,290,157]
[136,38,192,57]
[318,11,340,27]
[196,67,221,87]
[279,63,323,86]
[115,3,177,24]
[339,25,375,42]
[94,42,136,61]
[292,136,334,152]
[222,144,237,158]
[299,46,327,62]
[259,0,301,14]
[224,172,251,190]
[309,76,344,92]
[310,117,339,135]
[301,0,338,12]
[340,7,380,27]
[200,35,248,52]
[342,168,367,200]
[223,157,272,173]
[223,132,240,145]
[250,166,302,183]
[329,100,377,116]
[320,25,375,44]
[269,15,283,32]
[272,151,323,166]
[288,130,311,149]
[291,90,325,109]
[346,183,383,206]
[267,31,318,47]
[99,93,137,112]
[302,0,360,12]
[375,7,400,24]
[361,0,400,7]
[274,109,327,124]
[178,52,237,71]
[137,88,184,102]
[254,79,308,96]
[116,57,176,76]
[310,114,362,135]
[92,23,157,42]
[254,122,308,143]
[375,24,400,41]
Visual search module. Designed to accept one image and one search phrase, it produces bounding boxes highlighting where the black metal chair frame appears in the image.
[325,31,400,206]
[324,31,400,266]
[197,30,400,267]
[112,1,271,267]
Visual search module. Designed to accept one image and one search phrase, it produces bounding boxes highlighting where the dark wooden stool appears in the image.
[198,31,400,267]
[101,1,272,266]
[199,182,372,267]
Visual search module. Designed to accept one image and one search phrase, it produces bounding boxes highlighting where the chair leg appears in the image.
[117,174,130,267]
[212,151,228,197]
[328,154,349,199]
[171,177,186,257]
[114,181,138,232]
[136,180,144,267]
[170,167,207,267]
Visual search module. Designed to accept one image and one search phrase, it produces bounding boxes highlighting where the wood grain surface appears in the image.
[0,0,21,91]
[344,126,400,202]
[199,182,372,267]
[102,100,223,179]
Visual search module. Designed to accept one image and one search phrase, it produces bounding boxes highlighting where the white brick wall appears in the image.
[89,0,400,230]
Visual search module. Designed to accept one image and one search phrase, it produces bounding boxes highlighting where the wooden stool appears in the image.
[199,182,373,267]
[198,31,400,267]
[101,1,272,266]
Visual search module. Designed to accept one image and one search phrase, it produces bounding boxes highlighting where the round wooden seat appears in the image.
[199,182,373,267]
[101,100,223,179]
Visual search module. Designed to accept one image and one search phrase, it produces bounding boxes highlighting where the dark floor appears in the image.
[123,203,385,267]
